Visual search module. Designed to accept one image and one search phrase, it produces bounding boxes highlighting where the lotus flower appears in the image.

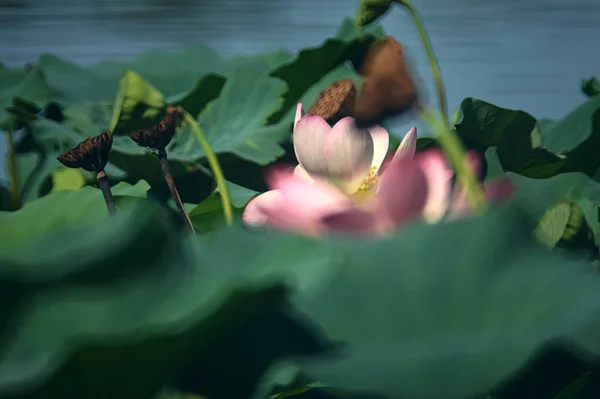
[242,103,512,236]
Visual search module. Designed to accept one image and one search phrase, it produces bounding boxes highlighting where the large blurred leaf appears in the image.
[454,97,600,178]
[0,194,335,399]
[0,182,152,243]
[0,65,50,128]
[222,206,600,399]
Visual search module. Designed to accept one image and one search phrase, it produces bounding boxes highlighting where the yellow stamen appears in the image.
[357,166,379,192]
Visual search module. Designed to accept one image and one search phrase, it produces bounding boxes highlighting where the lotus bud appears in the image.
[356,0,394,27]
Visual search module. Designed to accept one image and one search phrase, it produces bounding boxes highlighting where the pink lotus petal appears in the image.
[294,103,305,131]
[375,154,429,226]
[254,168,353,235]
[266,167,352,217]
[484,176,515,201]
[392,126,417,161]
[293,114,331,176]
[293,165,315,182]
[321,207,382,235]
[368,125,390,172]
[242,190,283,227]
[464,149,487,181]
[447,151,514,219]
[448,177,514,219]
[418,149,453,223]
[323,117,374,194]
[258,202,325,235]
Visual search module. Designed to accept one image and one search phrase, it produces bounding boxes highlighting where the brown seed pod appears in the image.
[308,79,356,125]
[57,130,113,173]
[129,105,185,151]
[354,36,419,129]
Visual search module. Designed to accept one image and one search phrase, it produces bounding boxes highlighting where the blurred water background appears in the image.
[0,0,599,180]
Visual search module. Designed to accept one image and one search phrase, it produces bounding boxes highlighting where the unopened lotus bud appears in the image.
[356,0,393,27]
[354,36,419,129]
[129,105,184,151]
[308,79,356,126]
[57,130,113,173]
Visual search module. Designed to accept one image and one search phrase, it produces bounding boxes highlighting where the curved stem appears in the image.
[183,112,233,226]
[157,150,195,234]
[395,0,450,129]
[6,127,21,210]
[419,107,486,212]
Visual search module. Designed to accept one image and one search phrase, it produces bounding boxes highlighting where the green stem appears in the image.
[183,112,233,226]
[419,107,486,212]
[6,127,21,210]
[395,0,450,129]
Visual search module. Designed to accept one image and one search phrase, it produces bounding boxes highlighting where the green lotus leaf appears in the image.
[0,185,11,211]
[454,96,600,178]
[110,69,166,135]
[0,182,151,244]
[35,46,225,106]
[49,167,86,192]
[507,169,600,247]
[241,206,600,399]
[0,193,340,399]
[35,47,294,134]
[8,118,125,204]
[112,61,290,168]
[187,181,258,232]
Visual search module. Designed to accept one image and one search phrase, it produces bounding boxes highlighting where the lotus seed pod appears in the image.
[57,130,113,173]
[308,79,357,126]
[354,36,419,128]
[129,105,184,151]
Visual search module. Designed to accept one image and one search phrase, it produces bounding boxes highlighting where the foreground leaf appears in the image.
[0,196,334,399]
[237,206,600,399]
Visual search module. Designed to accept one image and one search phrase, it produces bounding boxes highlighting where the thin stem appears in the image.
[6,127,21,210]
[395,0,450,129]
[157,149,195,234]
[96,170,116,215]
[419,107,486,212]
[183,111,233,226]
